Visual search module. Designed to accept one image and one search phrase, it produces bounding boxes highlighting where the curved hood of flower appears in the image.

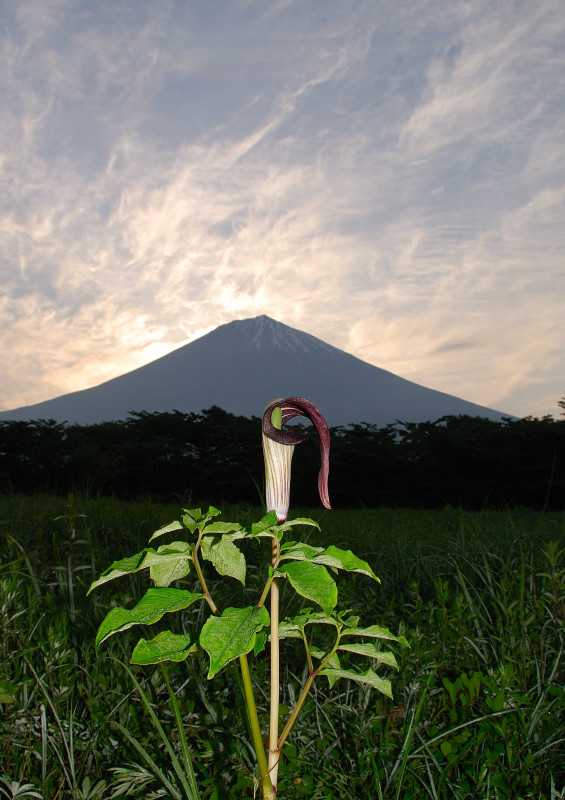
[262,397,331,520]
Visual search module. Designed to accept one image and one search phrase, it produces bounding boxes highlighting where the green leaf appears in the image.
[279,543,378,581]
[294,609,337,626]
[341,613,361,629]
[200,606,270,678]
[342,624,409,647]
[131,630,198,665]
[254,629,268,656]
[250,511,279,536]
[205,505,221,518]
[310,646,341,669]
[320,667,393,698]
[277,517,321,533]
[181,508,202,532]
[180,506,221,531]
[277,622,304,640]
[201,521,243,535]
[150,541,193,587]
[337,643,399,669]
[278,607,335,641]
[88,545,192,593]
[149,520,183,543]
[95,588,204,648]
[280,542,324,559]
[312,649,342,687]
[200,535,246,585]
[316,546,379,581]
[276,561,337,612]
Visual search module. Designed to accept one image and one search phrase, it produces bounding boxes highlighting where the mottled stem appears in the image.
[268,536,280,787]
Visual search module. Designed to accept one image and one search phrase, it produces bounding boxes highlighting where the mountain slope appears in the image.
[0,315,510,426]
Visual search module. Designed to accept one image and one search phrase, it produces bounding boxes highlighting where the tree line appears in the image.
[0,408,564,510]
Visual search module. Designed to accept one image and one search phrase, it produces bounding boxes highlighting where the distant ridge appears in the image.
[0,315,510,426]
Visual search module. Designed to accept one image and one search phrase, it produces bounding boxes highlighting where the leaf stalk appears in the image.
[239,654,275,800]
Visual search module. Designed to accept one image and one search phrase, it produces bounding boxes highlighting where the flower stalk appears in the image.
[262,397,331,793]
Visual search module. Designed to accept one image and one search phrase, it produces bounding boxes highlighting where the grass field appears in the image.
[1,494,564,799]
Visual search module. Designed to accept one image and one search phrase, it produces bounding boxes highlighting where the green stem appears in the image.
[268,533,282,789]
[192,538,218,614]
[268,575,280,785]
[278,633,342,751]
[239,654,275,800]
[194,531,273,795]
[257,572,274,609]
[301,628,314,674]
[277,669,317,751]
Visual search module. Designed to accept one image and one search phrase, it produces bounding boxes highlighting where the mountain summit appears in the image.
[0,315,509,426]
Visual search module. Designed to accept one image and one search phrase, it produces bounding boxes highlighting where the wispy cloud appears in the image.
[1,0,564,418]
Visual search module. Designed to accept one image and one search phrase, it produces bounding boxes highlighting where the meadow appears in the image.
[1,493,564,799]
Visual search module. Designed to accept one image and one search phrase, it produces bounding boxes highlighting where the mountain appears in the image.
[0,315,510,427]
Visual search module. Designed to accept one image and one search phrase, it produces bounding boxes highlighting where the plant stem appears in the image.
[301,629,314,673]
[257,573,274,609]
[268,574,280,785]
[193,530,273,795]
[192,538,218,614]
[268,531,282,789]
[277,669,317,751]
[239,654,275,800]
[277,634,342,751]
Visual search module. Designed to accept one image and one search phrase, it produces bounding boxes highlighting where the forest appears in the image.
[1,408,564,509]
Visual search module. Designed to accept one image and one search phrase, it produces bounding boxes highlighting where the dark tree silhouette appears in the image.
[1,410,564,509]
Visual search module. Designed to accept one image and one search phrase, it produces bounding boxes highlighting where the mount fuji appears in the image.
[0,316,510,426]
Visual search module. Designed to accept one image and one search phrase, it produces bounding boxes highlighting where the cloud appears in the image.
[1,0,564,419]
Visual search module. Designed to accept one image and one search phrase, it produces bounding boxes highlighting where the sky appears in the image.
[2,0,564,420]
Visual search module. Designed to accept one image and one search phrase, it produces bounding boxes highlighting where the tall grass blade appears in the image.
[113,658,201,800]
[387,675,432,799]
[109,720,182,799]
[23,659,78,796]
[160,664,200,800]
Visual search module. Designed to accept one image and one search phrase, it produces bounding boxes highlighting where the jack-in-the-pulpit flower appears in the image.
[262,397,331,790]
[262,397,331,522]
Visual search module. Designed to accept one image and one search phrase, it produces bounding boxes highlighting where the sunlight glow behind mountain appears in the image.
[0,316,510,427]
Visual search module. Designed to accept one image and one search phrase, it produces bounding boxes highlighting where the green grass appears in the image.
[1,494,564,798]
